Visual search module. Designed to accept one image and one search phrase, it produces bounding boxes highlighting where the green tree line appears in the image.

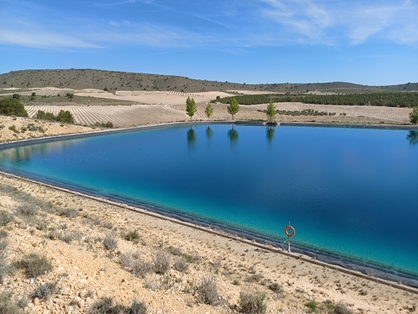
[36,110,75,123]
[213,92,418,108]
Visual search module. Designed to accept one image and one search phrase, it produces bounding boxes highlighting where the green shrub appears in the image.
[268,283,282,294]
[239,291,266,314]
[410,106,418,124]
[124,231,140,242]
[305,300,318,311]
[0,97,28,116]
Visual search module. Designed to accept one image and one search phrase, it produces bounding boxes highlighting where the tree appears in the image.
[266,100,276,122]
[227,98,239,120]
[0,97,28,117]
[410,106,418,124]
[56,110,75,123]
[186,97,197,121]
[205,103,213,119]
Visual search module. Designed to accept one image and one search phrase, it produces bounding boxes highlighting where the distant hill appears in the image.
[0,69,417,93]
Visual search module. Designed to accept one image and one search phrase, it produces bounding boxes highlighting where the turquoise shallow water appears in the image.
[1,124,418,279]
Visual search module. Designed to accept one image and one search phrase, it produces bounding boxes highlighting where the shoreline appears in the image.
[1,121,418,292]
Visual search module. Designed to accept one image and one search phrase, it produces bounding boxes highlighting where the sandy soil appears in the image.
[0,89,417,313]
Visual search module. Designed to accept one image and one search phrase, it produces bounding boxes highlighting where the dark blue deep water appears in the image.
[1,124,417,278]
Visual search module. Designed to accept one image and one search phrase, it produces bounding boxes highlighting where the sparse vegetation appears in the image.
[31,282,56,300]
[239,291,266,314]
[0,292,21,314]
[152,250,170,275]
[124,230,140,242]
[196,278,221,305]
[173,257,189,272]
[88,296,147,314]
[103,232,118,251]
[0,210,13,226]
[14,253,52,278]
[305,299,318,311]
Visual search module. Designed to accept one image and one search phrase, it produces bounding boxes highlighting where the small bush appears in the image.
[168,246,182,256]
[197,278,220,306]
[239,291,266,314]
[120,252,134,269]
[0,230,8,239]
[14,253,52,278]
[57,230,80,244]
[268,283,282,294]
[31,282,56,300]
[132,261,153,278]
[88,296,147,314]
[103,233,118,251]
[0,239,9,283]
[56,208,78,218]
[173,257,188,273]
[124,231,140,242]
[0,292,20,314]
[334,302,353,314]
[15,205,38,217]
[153,250,170,275]
[305,300,318,311]
[0,210,13,226]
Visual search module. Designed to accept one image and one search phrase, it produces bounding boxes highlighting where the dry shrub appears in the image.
[14,253,52,278]
[173,257,189,273]
[197,278,221,306]
[153,250,170,275]
[103,232,118,251]
[239,291,266,314]
[88,296,147,314]
[0,210,13,226]
[31,282,56,300]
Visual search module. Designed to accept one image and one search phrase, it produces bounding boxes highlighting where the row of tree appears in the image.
[36,110,75,124]
[213,92,418,108]
[186,97,279,123]
[186,97,242,121]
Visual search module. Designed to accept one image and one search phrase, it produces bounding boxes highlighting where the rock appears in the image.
[33,297,40,305]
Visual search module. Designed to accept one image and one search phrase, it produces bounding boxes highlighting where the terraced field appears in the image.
[25,105,189,127]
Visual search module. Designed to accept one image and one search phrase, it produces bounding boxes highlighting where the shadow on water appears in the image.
[205,126,213,140]
[227,125,239,144]
[266,126,275,143]
[407,131,418,146]
[187,128,197,151]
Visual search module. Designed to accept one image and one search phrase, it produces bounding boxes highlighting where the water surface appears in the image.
[1,124,417,280]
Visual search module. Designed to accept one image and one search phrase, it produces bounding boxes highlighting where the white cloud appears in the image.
[259,0,418,46]
[0,28,101,49]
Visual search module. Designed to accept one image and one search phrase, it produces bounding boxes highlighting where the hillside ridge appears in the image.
[1,69,417,93]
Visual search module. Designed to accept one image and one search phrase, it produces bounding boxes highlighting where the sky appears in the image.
[0,0,417,86]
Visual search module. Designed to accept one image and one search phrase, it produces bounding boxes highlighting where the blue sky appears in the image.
[0,0,417,85]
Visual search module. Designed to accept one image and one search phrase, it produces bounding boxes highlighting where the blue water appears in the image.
[1,124,417,278]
